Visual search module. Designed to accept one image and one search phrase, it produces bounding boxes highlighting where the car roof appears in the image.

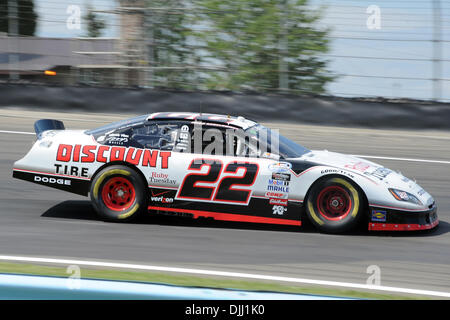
[146,112,258,130]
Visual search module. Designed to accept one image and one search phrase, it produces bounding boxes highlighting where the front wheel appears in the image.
[305,176,364,233]
[90,165,147,222]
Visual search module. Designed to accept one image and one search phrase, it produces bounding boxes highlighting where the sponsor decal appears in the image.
[371,209,387,222]
[320,168,354,179]
[265,191,288,199]
[267,184,289,193]
[365,167,392,180]
[150,196,174,204]
[148,172,177,185]
[267,173,290,194]
[261,152,279,160]
[175,125,191,151]
[54,164,89,178]
[272,205,287,215]
[150,190,174,203]
[34,175,71,185]
[397,190,408,199]
[269,198,288,206]
[56,144,171,169]
[268,179,289,187]
[271,172,290,182]
[345,161,370,172]
[268,162,292,173]
[104,133,129,145]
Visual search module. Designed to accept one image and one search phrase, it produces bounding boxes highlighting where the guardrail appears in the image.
[0,274,349,300]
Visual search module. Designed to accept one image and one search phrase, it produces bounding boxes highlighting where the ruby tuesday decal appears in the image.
[56,144,171,168]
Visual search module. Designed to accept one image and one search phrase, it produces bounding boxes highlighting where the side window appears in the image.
[191,125,238,156]
[187,124,262,157]
[130,122,181,150]
[199,126,225,155]
[172,124,192,152]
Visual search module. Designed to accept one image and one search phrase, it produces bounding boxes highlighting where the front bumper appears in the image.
[368,203,438,231]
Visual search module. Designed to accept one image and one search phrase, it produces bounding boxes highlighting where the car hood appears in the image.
[295,150,433,206]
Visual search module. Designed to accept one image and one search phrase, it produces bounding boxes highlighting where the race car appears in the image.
[12,112,438,233]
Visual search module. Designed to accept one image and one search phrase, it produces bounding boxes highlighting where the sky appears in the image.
[33,0,450,102]
[309,0,450,102]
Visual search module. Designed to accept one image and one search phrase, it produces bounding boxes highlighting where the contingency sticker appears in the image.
[371,209,387,222]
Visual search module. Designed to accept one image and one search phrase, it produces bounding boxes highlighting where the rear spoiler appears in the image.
[34,119,65,138]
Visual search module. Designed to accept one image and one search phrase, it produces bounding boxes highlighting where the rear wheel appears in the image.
[305,176,364,233]
[90,165,147,222]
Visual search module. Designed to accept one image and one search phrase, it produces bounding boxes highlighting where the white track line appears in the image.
[0,255,449,298]
[353,154,450,165]
[0,130,34,135]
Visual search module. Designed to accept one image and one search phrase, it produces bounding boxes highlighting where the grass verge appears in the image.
[0,261,429,300]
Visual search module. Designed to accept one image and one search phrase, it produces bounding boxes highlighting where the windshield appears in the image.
[85,115,148,136]
[245,124,310,159]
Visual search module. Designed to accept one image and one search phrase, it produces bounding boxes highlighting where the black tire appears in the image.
[305,176,364,233]
[90,165,147,222]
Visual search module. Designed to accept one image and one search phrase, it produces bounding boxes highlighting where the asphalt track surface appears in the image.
[1,108,450,294]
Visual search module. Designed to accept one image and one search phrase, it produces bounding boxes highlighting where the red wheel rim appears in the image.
[316,186,352,221]
[101,177,136,211]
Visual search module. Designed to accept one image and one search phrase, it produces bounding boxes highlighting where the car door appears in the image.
[133,120,300,225]
[169,123,263,219]
[172,123,300,225]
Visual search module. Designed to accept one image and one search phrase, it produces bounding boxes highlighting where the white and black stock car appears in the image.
[13,112,438,233]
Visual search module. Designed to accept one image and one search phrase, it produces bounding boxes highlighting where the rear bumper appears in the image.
[368,204,438,231]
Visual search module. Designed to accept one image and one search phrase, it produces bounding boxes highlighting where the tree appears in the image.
[84,6,106,37]
[0,0,37,36]
[144,0,195,88]
[190,0,333,94]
